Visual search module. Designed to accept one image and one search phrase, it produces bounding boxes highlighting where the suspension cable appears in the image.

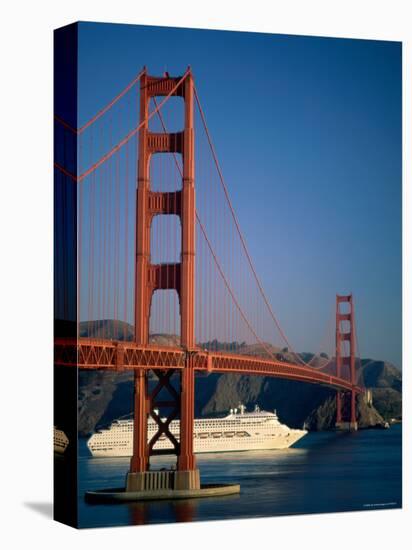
[55,70,190,182]
[193,85,311,367]
[152,98,281,362]
[54,69,144,134]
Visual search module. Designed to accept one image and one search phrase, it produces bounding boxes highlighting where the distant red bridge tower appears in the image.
[335,294,358,431]
[127,67,199,491]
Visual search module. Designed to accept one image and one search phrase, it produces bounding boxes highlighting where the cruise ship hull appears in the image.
[89,430,306,457]
[87,409,307,458]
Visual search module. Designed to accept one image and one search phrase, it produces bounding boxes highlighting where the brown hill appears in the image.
[76,322,401,435]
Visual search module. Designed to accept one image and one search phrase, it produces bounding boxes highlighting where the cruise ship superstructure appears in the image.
[54,426,69,454]
[87,405,307,457]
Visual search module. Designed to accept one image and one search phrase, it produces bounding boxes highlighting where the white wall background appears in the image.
[0,0,410,548]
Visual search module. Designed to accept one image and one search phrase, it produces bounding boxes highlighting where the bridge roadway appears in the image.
[54,337,363,394]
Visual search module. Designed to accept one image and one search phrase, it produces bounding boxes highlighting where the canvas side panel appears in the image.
[53,22,79,529]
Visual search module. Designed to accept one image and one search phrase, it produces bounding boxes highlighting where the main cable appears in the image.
[193,85,310,368]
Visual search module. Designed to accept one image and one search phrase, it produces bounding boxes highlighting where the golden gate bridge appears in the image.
[54,67,363,497]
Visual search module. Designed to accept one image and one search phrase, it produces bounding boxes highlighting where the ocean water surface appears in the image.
[77,425,402,528]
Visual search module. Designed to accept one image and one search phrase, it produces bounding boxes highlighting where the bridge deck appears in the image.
[54,337,363,394]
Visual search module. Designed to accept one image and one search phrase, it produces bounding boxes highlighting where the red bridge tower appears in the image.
[126,68,199,492]
[335,294,358,431]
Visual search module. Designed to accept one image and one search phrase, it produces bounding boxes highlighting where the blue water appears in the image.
[78,425,402,528]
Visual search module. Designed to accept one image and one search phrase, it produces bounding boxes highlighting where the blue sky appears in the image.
[77,22,402,368]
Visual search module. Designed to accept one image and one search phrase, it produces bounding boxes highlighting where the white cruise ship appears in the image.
[54,426,69,454]
[87,405,307,457]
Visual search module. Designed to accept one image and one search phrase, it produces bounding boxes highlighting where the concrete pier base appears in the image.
[88,468,238,503]
[175,469,200,490]
[125,469,200,492]
[85,483,240,503]
[335,421,358,432]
